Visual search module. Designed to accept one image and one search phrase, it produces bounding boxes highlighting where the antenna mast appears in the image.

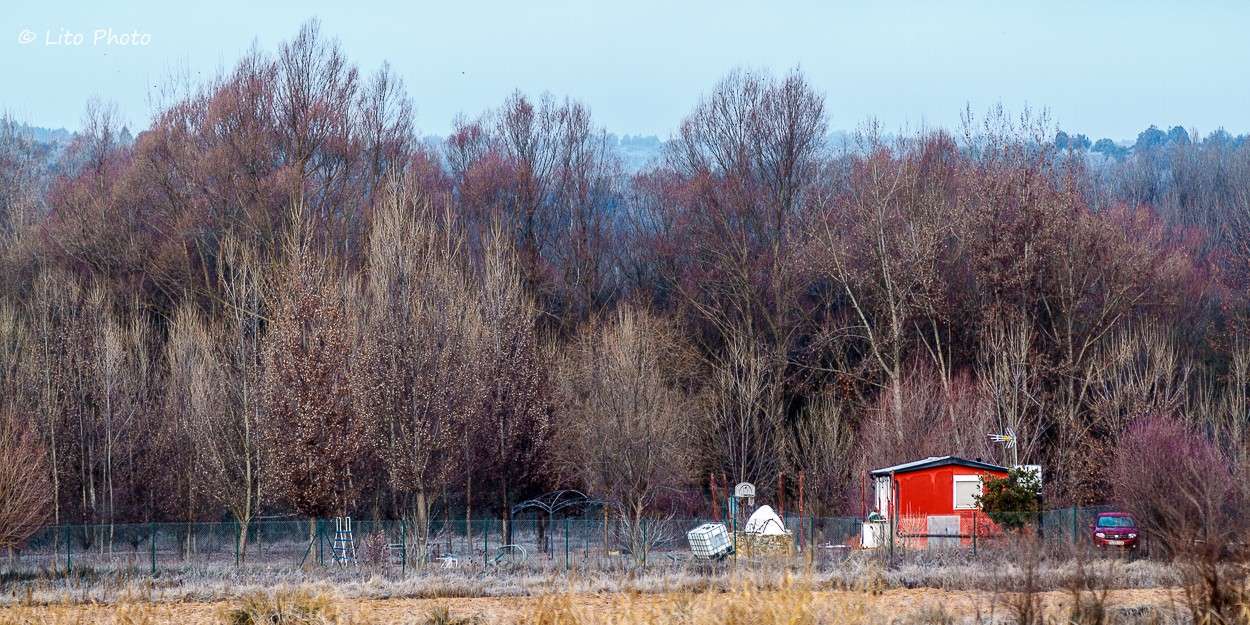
[988,427,1018,467]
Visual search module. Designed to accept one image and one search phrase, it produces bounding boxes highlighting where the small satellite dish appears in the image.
[734,482,756,499]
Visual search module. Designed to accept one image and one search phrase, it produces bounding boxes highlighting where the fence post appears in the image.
[234,519,240,567]
[150,520,156,575]
[888,512,895,567]
[809,516,815,562]
[483,519,488,567]
[65,524,71,573]
[642,519,647,568]
[972,512,977,556]
[1072,507,1078,547]
[564,516,569,571]
[401,518,407,577]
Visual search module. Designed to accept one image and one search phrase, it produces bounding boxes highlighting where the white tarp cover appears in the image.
[744,505,789,535]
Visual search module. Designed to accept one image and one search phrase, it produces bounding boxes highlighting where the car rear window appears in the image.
[1097,516,1135,528]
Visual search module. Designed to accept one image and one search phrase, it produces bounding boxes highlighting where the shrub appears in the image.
[220,588,356,625]
[419,606,482,625]
[0,410,52,550]
[976,467,1041,532]
[1112,413,1250,623]
[1111,414,1244,556]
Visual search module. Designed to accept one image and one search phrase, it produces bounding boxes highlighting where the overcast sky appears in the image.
[3,0,1248,141]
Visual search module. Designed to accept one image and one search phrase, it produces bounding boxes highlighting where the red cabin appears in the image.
[867,456,1010,548]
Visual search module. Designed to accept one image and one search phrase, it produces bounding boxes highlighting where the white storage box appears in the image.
[861,520,888,549]
[687,523,734,560]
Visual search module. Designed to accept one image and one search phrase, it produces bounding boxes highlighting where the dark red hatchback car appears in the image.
[1090,512,1140,550]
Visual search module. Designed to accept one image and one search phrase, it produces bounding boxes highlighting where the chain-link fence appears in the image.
[3,507,1131,576]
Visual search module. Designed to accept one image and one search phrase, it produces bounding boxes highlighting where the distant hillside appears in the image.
[18,124,74,145]
[610,134,664,172]
[5,124,74,170]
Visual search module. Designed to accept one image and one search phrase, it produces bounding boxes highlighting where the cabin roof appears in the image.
[868,455,1009,477]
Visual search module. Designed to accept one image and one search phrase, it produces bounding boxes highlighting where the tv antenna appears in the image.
[988,427,1018,467]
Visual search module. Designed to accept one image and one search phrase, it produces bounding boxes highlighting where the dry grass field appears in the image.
[0,556,1202,625]
[0,584,1189,625]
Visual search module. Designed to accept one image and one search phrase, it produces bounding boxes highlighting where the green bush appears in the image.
[975,467,1041,532]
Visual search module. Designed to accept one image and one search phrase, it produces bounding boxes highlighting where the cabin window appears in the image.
[953,474,982,509]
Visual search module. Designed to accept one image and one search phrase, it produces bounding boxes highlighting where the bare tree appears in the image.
[813,129,963,436]
[469,227,552,545]
[855,361,995,472]
[778,389,855,515]
[447,93,621,328]
[216,235,267,547]
[1088,321,1190,438]
[1209,340,1250,472]
[657,68,826,487]
[961,108,1197,502]
[0,303,49,549]
[492,91,562,282]
[0,115,46,252]
[557,307,695,558]
[88,290,154,533]
[0,408,51,550]
[355,181,482,538]
[547,100,622,324]
[704,332,784,484]
[167,253,265,561]
[262,213,371,524]
[1114,415,1242,552]
[977,318,1044,464]
[25,270,70,524]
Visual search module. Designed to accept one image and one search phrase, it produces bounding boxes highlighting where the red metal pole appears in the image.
[778,472,784,518]
[710,474,719,522]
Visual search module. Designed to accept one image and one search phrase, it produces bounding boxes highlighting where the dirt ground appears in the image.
[0,587,1186,624]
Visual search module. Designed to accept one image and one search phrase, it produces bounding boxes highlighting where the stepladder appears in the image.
[332,517,357,565]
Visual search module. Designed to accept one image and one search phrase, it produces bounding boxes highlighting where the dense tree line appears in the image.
[2,22,1250,545]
